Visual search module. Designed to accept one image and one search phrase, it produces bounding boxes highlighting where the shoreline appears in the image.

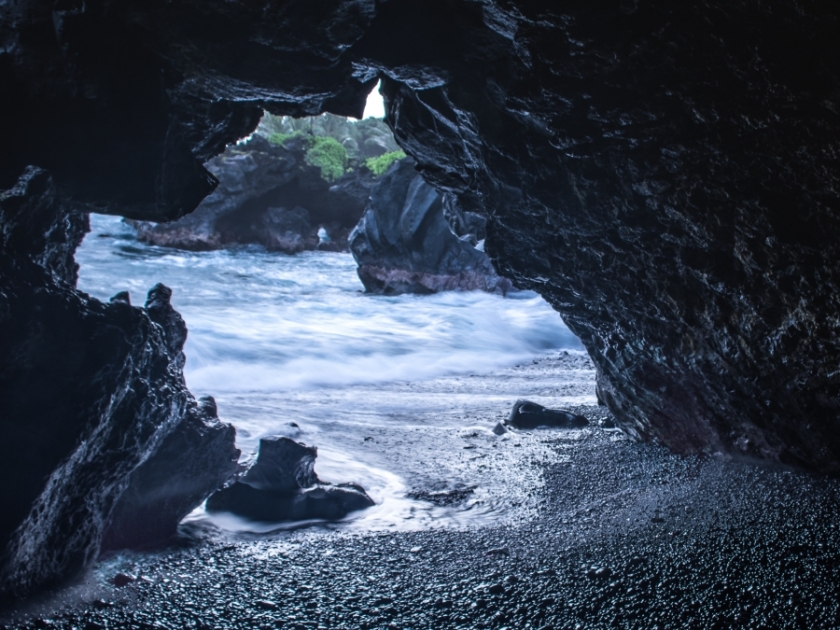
[3,356,839,629]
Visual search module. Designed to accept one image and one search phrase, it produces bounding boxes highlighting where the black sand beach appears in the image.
[4,356,839,629]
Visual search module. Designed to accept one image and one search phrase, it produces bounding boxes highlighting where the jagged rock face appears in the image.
[129,135,378,253]
[1,0,839,478]
[0,0,375,221]
[101,396,240,552]
[349,158,511,294]
[0,169,237,596]
[371,1,840,471]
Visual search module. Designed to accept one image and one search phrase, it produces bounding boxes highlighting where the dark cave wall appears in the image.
[372,0,840,469]
[0,0,376,220]
[0,169,238,597]
[0,4,839,601]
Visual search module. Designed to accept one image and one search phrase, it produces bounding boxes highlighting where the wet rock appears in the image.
[0,169,207,598]
[129,136,377,253]
[101,396,239,551]
[492,422,508,436]
[349,159,512,295]
[0,166,88,286]
[143,283,188,373]
[206,437,374,522]
[239,436,318,493]
[506,400,589,430]
[112,573,135,588]
[109,291,131,306]
[207,482,374,523]
[2,0,839,470]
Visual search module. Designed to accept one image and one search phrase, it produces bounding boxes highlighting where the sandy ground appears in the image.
[3,354,840,629]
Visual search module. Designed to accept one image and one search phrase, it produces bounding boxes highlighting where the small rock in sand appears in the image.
[506,399,589,430]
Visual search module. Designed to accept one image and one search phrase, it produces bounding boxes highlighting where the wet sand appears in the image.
[3,355,840,629]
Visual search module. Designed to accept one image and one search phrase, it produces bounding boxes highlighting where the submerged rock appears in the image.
[206,437,374,522]
[129,135,377,253]
[506,400,589,430]
[349,158,512,295]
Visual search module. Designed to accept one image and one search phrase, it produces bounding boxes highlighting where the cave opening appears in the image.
[3,1,840,626]
[72,90,591,541]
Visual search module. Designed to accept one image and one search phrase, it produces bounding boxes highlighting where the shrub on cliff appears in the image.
[268,131,303,145]
[258,112,400,161]
[365,150,407,177]
[304,136,348,182]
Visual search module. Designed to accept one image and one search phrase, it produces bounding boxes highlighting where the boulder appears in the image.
[506,400,589,430]
[239,436,318,493]
[349,158,512,295]
[129,135,378,253]
[206,437,374,522]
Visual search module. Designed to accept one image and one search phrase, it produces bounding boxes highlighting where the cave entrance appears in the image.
[75,87,591,538]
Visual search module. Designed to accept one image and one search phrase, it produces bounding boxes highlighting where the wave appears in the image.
[77,213,583,396]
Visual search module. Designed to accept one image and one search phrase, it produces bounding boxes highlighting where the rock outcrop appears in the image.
[349,158,512,295]
[130,135,378,253]
[206,437,375,522]
[0,168,237,596]
[370,2,840,471]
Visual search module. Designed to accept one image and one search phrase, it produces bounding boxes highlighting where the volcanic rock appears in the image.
[506,400,589,430]
[129,135,378,253]
[206,437,374,522]
[0,168,237,597]
[101,396,240,551]
[406,486,476,507]
[238,436,319,493]
[349,158,512,295]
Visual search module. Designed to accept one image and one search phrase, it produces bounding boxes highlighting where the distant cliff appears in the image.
[129,133,384,253]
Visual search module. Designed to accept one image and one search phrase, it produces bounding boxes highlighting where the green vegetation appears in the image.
[268,131,303,145]
[365,150,407,177]
[304,136,347,182]
[256,111,403,182]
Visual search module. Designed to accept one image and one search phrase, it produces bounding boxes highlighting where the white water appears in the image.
[76,214,588,533]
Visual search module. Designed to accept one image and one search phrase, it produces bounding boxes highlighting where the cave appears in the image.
[1,0,840,626]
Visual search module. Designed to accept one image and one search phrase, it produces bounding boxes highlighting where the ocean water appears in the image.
[76,213,589,533]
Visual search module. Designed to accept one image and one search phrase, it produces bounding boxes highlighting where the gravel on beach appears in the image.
[3,356,840,629]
